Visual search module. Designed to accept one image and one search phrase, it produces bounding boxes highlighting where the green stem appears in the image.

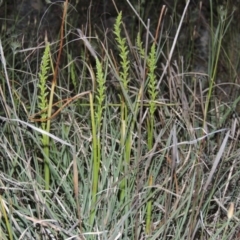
[89,93,99,227]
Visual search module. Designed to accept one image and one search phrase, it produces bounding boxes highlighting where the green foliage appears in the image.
[37,41,52,190]
[136,32,145,58]
[95,58,106,128]
[147,43,158,116]
[89,58,106,226]
[0,1,239,239]
[113,11,130,90]
[38,42,50,129]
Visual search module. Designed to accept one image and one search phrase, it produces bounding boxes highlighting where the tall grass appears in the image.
[0,0,240,239]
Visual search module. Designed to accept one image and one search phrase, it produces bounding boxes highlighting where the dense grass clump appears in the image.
[0,0,240,239]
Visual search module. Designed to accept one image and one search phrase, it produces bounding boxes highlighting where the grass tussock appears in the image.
[0,0,240,239]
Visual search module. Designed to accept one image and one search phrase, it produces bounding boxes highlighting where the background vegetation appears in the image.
[0,0,240,239]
